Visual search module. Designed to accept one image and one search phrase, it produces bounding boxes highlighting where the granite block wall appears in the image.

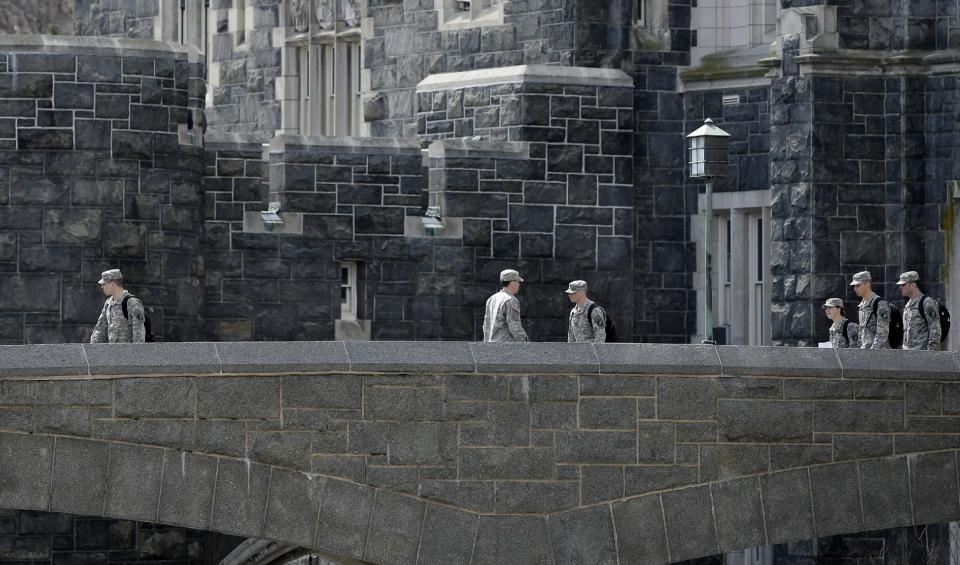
[205,0,282,137]
[75,0,160,39]
[366,0,636,138]
[767,37,953,345]
[0,39,207,345]
[632,59,692,343]
[416,70,635,340]
[3,341,960,564]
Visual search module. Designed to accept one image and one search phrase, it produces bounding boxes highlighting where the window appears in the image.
[283,0,365,136]
[439,0,506,29]
[296,41,361,136]
[178,0,208,54]
[235,0,246,46]
[749,214,765,346]
[341,261,358,321]
[689,0,778,66]
[702,191,770,345]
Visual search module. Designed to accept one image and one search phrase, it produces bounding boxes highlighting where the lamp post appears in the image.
[687,118,730,345]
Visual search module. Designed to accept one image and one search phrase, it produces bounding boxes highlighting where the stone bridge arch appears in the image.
[1,341,959,564]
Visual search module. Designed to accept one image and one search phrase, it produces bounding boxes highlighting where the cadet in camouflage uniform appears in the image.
[822,297,860,348]
[898,270,941,350]
[565,280,607,343]
[850,271,890,349]
[482,269,528,342]
[90,269,146,344]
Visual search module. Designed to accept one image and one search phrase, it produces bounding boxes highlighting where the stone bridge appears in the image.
[1,341,960,564]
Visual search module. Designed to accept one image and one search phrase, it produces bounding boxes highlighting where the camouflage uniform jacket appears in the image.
[902,294,941,350]
[567,299,607,343]
[829,318,860,349]
[90,291,146,343]
[482,290,528,342]
[858,294,890,349]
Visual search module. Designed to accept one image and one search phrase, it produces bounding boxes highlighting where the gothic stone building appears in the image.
[0,0,952,348]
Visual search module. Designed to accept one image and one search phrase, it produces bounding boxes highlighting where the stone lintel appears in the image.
[428,139,527,160]
[0,33,202,62]
[204,131,270,152]
[268,134,422,157]
[416,64,633,93]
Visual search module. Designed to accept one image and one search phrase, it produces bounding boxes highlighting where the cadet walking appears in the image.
[566,280,607,343]
[482,269,528,342]
[898,270,941,350]
[822,297,860,348]
[90,269,146,343]
[851,271,890,349]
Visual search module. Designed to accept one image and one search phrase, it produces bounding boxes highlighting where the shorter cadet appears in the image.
[822,297,860,348]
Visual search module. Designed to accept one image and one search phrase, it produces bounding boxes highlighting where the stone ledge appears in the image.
[416,64,634,92]
[0,342,956,380]
[217,341,349,374]
[344,341,476,372]
[269,134,422,156]
[83,342,222,376]
[836,348,960,380]
[204,131,270,151]
[0,33,202,61]
[718,346,842,378]
[596,343,720,374]
[470,342,599,374]
[0,344,88,378]
[428,139,527,160]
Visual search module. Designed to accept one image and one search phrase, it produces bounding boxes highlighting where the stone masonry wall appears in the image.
[415,71,634,340]
[367,0,637,138]
[75,0,159,39]
[0,509,241,565]
[768,36,952,345]
[1,341,960,565]
[206,0,281,137]
[0,38,206,345]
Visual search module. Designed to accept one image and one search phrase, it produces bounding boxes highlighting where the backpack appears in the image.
[587,303,619,343]
[870,299,903,349]
[121,294,156,342]
[841,319,851,346]
[919,295,951,343]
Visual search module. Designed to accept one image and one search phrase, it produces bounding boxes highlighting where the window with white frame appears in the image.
[284,0,364,137]
[689,0,778,66]
[703,191,771,345]
[439,0,506,29]
[235,0,247,46]
[296,40,362,136]
[157,0,208,54]
[178,0,208,54]
[634,0,645,26]
[340,261,358,321]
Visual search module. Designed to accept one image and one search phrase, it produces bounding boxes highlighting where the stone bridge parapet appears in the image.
[1,341,960,564]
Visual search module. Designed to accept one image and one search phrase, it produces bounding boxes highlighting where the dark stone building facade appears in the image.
[0,0,950,347]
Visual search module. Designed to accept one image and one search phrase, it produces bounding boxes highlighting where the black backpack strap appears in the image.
[842,319,850,345]
[587,303,597,320]
[121,294,131,319]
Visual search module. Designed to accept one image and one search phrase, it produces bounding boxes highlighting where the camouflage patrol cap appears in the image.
[98,269,122,284]
[849,271,872,286]
[896,270,920,286]
[821,297,844,309]
[564,280,588,294]
[499,269,524,282]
